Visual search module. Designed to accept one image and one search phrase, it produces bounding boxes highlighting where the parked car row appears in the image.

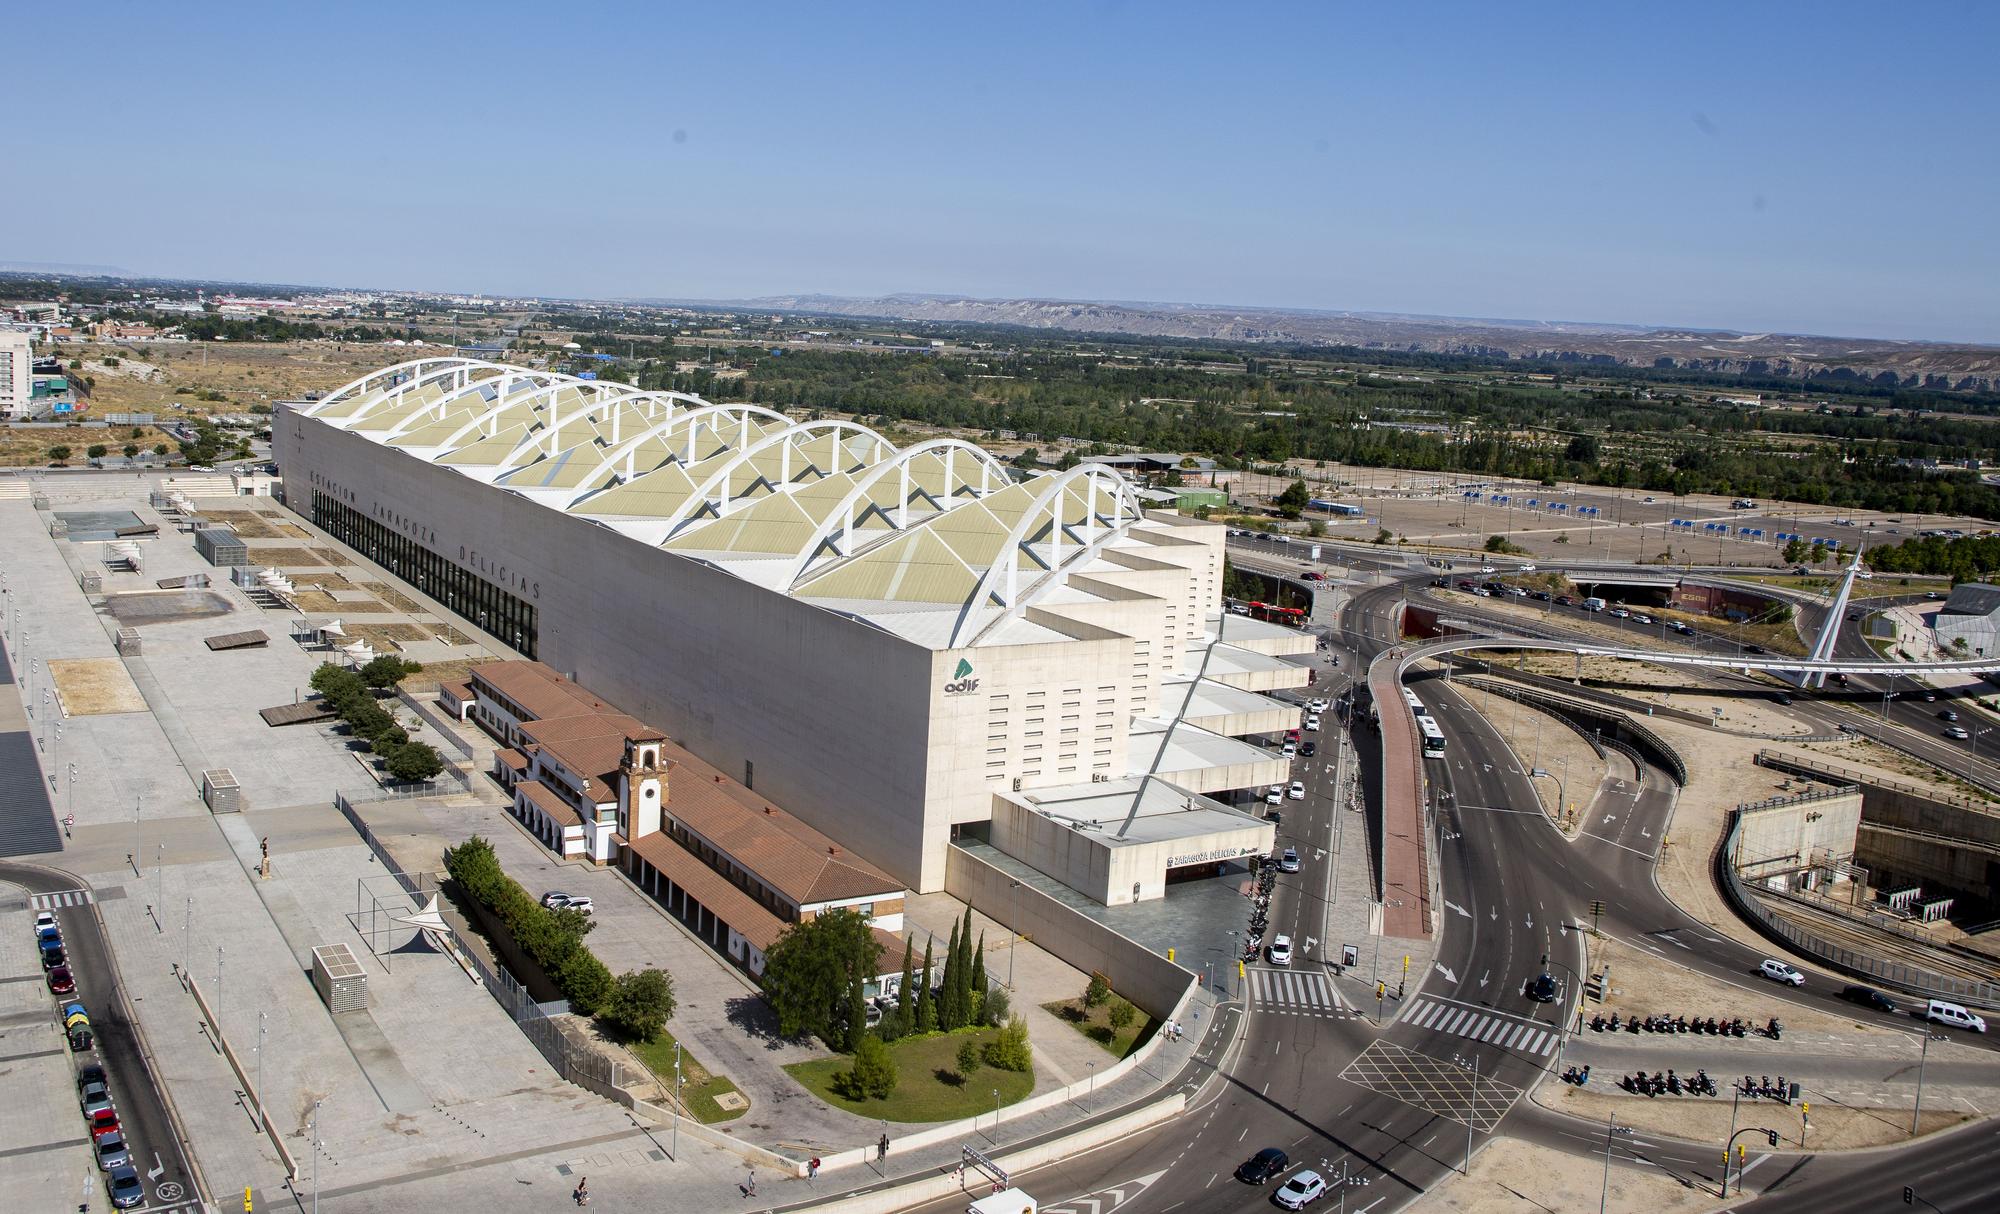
[34,913,143,1206]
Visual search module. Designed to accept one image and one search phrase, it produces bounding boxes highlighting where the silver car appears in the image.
[95,1133,132,1171]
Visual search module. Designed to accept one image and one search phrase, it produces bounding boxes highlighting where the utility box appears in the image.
[195,527,248,567]
[312,943,369,1013]
[115,627,142,656]
[80,570,102,594]
[201,768,242,814]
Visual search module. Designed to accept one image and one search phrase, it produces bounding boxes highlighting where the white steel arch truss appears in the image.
[778,439,1013,588]
[948,464,1146,648]
[645,420,893,542]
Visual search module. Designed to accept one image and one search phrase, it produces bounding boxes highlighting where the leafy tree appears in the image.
[982,985,1011,1027]
[1307,520,1326,538]
[384,741,444,782]
[1277,479,1310,519]
[370,724,408,754]
[844,969,869,1053]
[153,443,169,456]
[1783,537,1808,565]
[1106,999,1135,1035]
[841,1032,896,1100]
[604,969,676,1042]
[1565,435,1601,464]
[344,698,394,741]
[122,444,138,458]
[1373,528,1393,545]
[1084,973,1111,1008]
[360,654,421,690]
[760,908,884,1049]
[47,445,71,462]
[1810,541,1827,564]
[886,939,914,1040]
[956,1038,982,1077]
[983,1014,1033,1073]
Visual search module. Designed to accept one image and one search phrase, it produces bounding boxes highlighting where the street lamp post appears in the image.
[255,1012,267,1131]
[1598,1113,1628,1214]
[310,1097,323,1214]
[673,1041,683,1161]
[1530,768,1566,829]
[1913,1029,1944,1134]
[1465,1053,1479,1174]
[1007,879,1022,990]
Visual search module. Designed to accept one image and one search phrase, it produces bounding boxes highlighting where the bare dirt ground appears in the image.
[1535,1084,1969,1150]
[47,658,147,715]
[239,545,331,568]
[1421,1135,1719,1214]
[0,423,175,467]
[51,339,409,417]
[396,657,486,694]
[1586,934,1894,1041]
[355,583,424,613]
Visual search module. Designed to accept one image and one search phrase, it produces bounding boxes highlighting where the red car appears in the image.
[47,965,75,996]
[89,1108,121,1141]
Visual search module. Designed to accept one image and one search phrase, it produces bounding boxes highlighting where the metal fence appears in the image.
[331,789,642,1100]
[1717,806,2000,1006]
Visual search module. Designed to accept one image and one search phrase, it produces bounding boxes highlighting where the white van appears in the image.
[1581,597,1607,613]
[1927,1000,1988,1033]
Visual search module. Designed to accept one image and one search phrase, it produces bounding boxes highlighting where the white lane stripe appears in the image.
[1411,1000,1441,1028]
[1463,1014,1490,1039]
[1520,1029,1547,1054]
[1540,1033,1559,1056]
[1439,1009,1467,1034]
[1481,1018,1508,1042]
[1499,1023,1525,1049]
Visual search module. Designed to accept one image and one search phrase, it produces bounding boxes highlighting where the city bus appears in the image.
[1418,715,1447,757]
[1402,687,1430,718]
[1248,601,1309,628]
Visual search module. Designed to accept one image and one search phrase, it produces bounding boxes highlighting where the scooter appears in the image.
[1766,1018,1783,1042]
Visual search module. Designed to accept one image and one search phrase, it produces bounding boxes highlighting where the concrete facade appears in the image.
[1933,583,2000,658]
[1733,787,1864,884]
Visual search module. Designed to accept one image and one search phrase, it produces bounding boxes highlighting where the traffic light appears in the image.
[1765,1130,1778,1147]
[244,1187,255,1212]
[1904,1186,1914,1204]
[1800,1102,1809,1118]
[1377,981,1386,999]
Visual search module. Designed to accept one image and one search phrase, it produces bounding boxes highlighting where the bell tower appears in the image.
[619,732,669,842]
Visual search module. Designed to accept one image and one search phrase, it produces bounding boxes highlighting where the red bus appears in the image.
[1247,601,1308,628]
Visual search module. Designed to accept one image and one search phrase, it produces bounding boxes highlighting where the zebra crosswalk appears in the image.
[30,888,94,911]
[1403,997,1560,1056]
[1246,968,1358,1017]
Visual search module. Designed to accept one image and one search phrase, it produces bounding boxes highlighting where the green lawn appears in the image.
[1735,573,1942,601]
[783,1028,1034,1122]
[629,1031,748,1123]
[1042,997,1157,1058]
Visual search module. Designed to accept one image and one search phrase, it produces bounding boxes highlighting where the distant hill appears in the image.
[688,293,2000,392]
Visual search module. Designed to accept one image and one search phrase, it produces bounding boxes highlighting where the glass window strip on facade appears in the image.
[310,490,538,658]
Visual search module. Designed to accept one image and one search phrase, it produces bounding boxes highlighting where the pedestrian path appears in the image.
[1245,967,1359,1018]
[1401,995,1560,1056]
[30,887,93,910]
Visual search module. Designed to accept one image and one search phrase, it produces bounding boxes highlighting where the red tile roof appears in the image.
[496,748,528,772]
[625,831,786,951]
[516,779,583,829]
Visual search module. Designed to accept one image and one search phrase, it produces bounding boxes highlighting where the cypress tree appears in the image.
[941,922,962,1029]
[894,937,916,1038]
[916,939,938,1032]
[955,908,976,1025]
[969,931,988,1025]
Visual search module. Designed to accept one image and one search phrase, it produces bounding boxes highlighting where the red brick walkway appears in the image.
[1369,654,1432,939]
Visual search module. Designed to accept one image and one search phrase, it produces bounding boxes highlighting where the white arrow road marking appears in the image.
[1524,915,1534,930]
[1435,963,1458,982]
[1445,900,1472,918]
[1478,970,1490,988]
[1490,907,1499,921]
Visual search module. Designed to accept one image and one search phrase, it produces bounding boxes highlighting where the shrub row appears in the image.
[443,835,616,1014]
[309,661,444,782]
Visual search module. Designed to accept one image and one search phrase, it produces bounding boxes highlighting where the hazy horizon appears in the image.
[7,2,1996,344]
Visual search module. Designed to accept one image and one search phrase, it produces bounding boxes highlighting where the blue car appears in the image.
[108,1164,144,1208]
[40,940,66,970]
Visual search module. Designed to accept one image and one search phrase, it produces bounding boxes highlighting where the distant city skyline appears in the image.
[5,2,1996,344]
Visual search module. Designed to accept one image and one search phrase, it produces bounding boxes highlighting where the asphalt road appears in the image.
[2,861,202,1213]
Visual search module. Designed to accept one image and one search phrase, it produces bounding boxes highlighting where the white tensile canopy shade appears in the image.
[319,618,346,638]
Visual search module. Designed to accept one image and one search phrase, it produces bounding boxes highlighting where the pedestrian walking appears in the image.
[878,1133,889,1162]
[808,1157,820,1180]
[573,1177,589,1206]
[745,1169,757,1198]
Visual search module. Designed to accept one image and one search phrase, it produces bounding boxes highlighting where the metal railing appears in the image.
[1717,805,2000,1007]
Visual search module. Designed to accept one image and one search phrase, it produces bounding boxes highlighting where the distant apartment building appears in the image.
[0,330,31,420]
[91,321,160,341]
[9,302,61,325]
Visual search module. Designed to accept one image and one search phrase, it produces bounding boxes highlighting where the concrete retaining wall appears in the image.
[944,845,1196,1020]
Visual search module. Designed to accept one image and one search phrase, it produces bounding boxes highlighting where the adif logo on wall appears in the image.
[944,657,979,696]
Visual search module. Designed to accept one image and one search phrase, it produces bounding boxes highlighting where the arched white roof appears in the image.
[292,359,1164,645]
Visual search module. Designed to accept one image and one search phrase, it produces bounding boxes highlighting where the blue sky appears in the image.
[11,2,1996,342]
